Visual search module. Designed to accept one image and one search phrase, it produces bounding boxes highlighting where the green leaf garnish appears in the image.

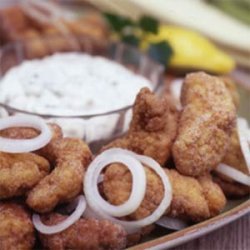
[104,13,134,32]
[148,41,173,66]
[121,34,139,46]
[139,16,159,34]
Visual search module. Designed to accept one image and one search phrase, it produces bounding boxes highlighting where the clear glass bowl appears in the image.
[0,35,164,152]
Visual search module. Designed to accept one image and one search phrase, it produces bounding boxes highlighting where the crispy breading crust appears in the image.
[0,202,35,250]
[103,88,179,166]
[0,152,50,199]
[166,169,210,221]
[39,214,127,250]
[173,72,236,176]
[197,174,226,217]
[27,138,92,213]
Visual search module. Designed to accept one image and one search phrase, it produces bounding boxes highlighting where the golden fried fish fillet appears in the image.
[214,128,250,198]
[27,138,92,213]
[103,165,226,223]
[173,72,236,176]
[103,88,179,166]
[39,214,127,250]
[0,152,50,199]
[0,202,35,250]
[197,174,227,217]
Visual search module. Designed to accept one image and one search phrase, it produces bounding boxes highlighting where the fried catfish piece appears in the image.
[197,174,227,217]
[27,138,92,213]
[213,128,250,198]
[172,72,236,177]
[103,88,178,165]
[103,165,226,223]
[39,214,127,250]
[0,152,50,199]
[0,202,35,250]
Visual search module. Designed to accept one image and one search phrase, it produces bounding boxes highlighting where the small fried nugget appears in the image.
[0,152,50,199]
[27,138,92,213]
[103,165,225,223]
[173,72,236,176]
[103,88,178,165]
[0,202,35,250]
[197,174,226,217]
[166,169,210,221]
[39,214,127,250]
[169,171,226,220]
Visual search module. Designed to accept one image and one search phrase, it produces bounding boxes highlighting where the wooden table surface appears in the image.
[172,213,250,250]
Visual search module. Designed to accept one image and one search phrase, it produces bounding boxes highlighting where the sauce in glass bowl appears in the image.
[0,53,152,116]
[0,37,164,152]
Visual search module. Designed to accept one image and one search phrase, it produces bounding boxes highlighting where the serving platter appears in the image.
[130,199,249,250]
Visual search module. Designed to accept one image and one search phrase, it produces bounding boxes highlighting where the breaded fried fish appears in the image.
[103,87,178,166]
[0,202,35,250]
[39,214,127,250]
[173,72,236,176]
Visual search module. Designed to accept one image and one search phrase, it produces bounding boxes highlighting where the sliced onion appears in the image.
[84,148,173,234]
[98,174,104,184]
[0,115,52,153]
[237,118,250,172]
[170,78,183,110]
[84,150,147,217]
[0,107,8,118]
[215,164,250,187]
[247,129,250,143]
[33,195,86,235]
[156,216,188,230]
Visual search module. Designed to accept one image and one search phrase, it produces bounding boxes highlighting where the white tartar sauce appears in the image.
[0,53,151,116]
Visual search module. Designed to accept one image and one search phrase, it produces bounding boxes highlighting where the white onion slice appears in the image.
[84,148,173,234]
[33,195,86,235]
[170,78,183,110]
[247,129,250,143]
[156,216,188,230]
[0,115,52,153]
[237,118,250,173]
[0,107,8,118]
[84,151,147,217]
[215,164,250,187]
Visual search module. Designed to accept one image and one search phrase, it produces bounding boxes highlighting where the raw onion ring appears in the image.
[0,115,52,153]
[215,164,250,187]
[84,151,147,217]
[156,216,188,230]
[0,107,8,118]
[84,148,173,234]
[170,78,183,110]
[237,118,250,172]
[33,195,86,234]
[247,129,250,143]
